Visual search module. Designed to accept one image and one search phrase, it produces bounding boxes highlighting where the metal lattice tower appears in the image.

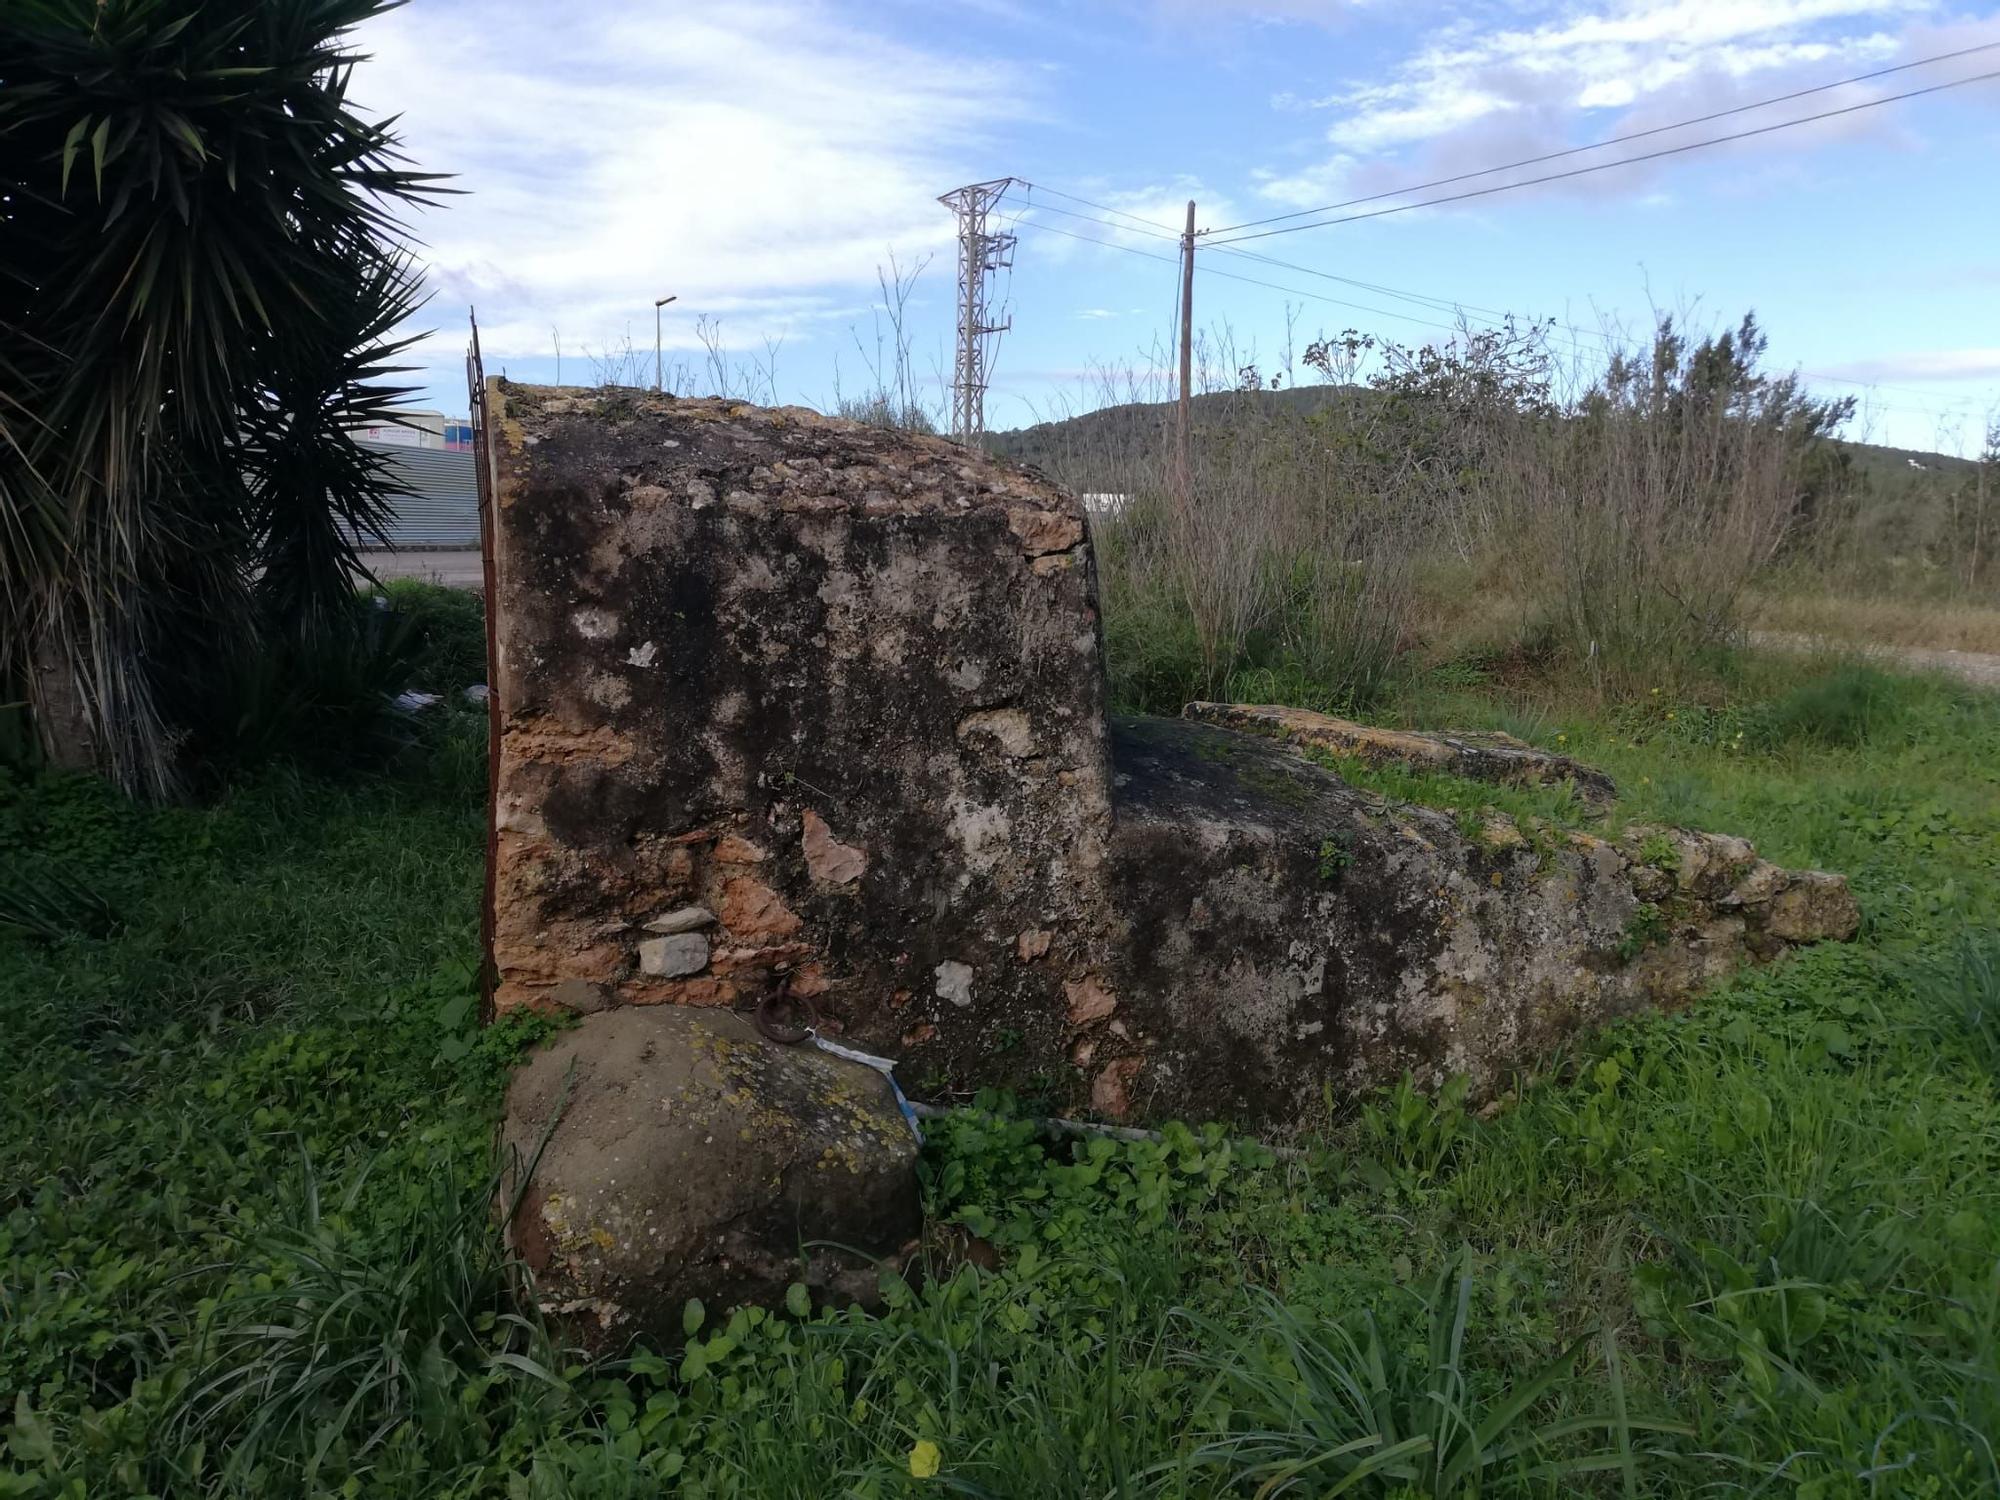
[938,177,1016,446]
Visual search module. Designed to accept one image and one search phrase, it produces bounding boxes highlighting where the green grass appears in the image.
[371,577,490,696]
[1293,746,1601,838]
[4,622,1999,1496]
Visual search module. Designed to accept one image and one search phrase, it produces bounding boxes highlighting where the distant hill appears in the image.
[985,387,1347,487]
[984,387,1976,520]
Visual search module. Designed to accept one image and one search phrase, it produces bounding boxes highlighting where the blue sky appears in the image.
[358,1,2000,454]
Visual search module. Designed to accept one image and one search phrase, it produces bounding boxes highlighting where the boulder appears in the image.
[501,1006,920,1356]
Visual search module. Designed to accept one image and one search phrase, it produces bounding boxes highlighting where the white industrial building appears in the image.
[350,409,480,548]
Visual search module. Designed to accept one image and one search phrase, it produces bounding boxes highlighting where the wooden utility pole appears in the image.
[1174,199,1195,502]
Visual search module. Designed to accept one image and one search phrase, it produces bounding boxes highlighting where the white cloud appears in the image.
[350,0,1034,369]
[1252,0,1967,210]
[1819,347,2000,381]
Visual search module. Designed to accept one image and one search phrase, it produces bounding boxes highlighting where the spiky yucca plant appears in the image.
[0,0,442,795]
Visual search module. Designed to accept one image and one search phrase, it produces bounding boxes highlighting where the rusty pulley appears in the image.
[753,986,820,1045]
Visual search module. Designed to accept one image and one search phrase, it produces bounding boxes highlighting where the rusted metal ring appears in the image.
[754,988,819,1045]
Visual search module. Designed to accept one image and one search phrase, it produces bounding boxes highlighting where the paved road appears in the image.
[1750,631,2000,690]
[367,548,484,588]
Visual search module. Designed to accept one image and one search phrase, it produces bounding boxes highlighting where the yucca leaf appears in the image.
[59,114,90,196]
[89,115,110,197]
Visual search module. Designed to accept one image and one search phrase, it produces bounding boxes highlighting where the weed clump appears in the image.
[1744,661,1914,748]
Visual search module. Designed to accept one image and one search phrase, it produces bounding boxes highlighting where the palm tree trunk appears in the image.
[27,604,100,773]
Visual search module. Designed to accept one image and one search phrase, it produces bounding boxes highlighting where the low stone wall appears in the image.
[483,384,1856,1130]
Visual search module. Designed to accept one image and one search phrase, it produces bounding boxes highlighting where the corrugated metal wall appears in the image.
[355,440,480,548]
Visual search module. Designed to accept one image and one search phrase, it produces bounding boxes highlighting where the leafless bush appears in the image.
[684,315,787,405]
[833,252,941,433]
[580,327,653,388]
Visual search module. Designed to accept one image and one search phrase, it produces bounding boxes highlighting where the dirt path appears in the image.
[1751,631,2000,690]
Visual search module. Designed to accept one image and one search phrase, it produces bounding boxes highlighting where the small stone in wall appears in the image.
[547,978,613,1015]
[1090,1057,1143,1119]
[645,906,716,934]
[713,835,768,865]
[1017,928,1053,961]
[1064,974,1117,1026]
[1007,507,1083,556]
[719,875,802,938]
[572,607,620,641]
[957,706,1036,759]
[639,932,710,978]
[934,961,975,1008]
[802,810,868,887]
[1762,870,1860,941]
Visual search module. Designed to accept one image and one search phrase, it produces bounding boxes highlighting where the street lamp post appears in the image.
[654,295,677,391]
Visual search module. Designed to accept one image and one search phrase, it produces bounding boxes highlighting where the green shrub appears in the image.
[195,605,427,778]
[1745,662,1915,749]
[377,579,489,694]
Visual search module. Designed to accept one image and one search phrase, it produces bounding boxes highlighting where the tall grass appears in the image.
[1028,354,1425,715]
[1492,317,1842,681]
[1177,1264,1686,1498]
[168,1145,566,1495]
[1018,312,1861,711]
[1927,931,2000,1076]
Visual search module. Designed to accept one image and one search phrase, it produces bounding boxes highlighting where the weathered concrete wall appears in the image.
[485,384,1857,1132]
[487,385,1115,1094]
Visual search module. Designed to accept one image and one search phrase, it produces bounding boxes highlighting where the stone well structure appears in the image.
[482,382,1858,1130]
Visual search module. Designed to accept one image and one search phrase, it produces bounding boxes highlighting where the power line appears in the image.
[1205,39,2000,239]
[1205,65,2000,245]
[1009,216,1179,266]
[1008,192,1972,395]
[1011,199,1706,368]
[1003,194,1183,243]
[1007,184,1598,327]
[1006,216,1984,418]
[1024,216,1496,336]
[1003,50,2000,403]
[1012,180,1181,235]
[1003,187,1490,318]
